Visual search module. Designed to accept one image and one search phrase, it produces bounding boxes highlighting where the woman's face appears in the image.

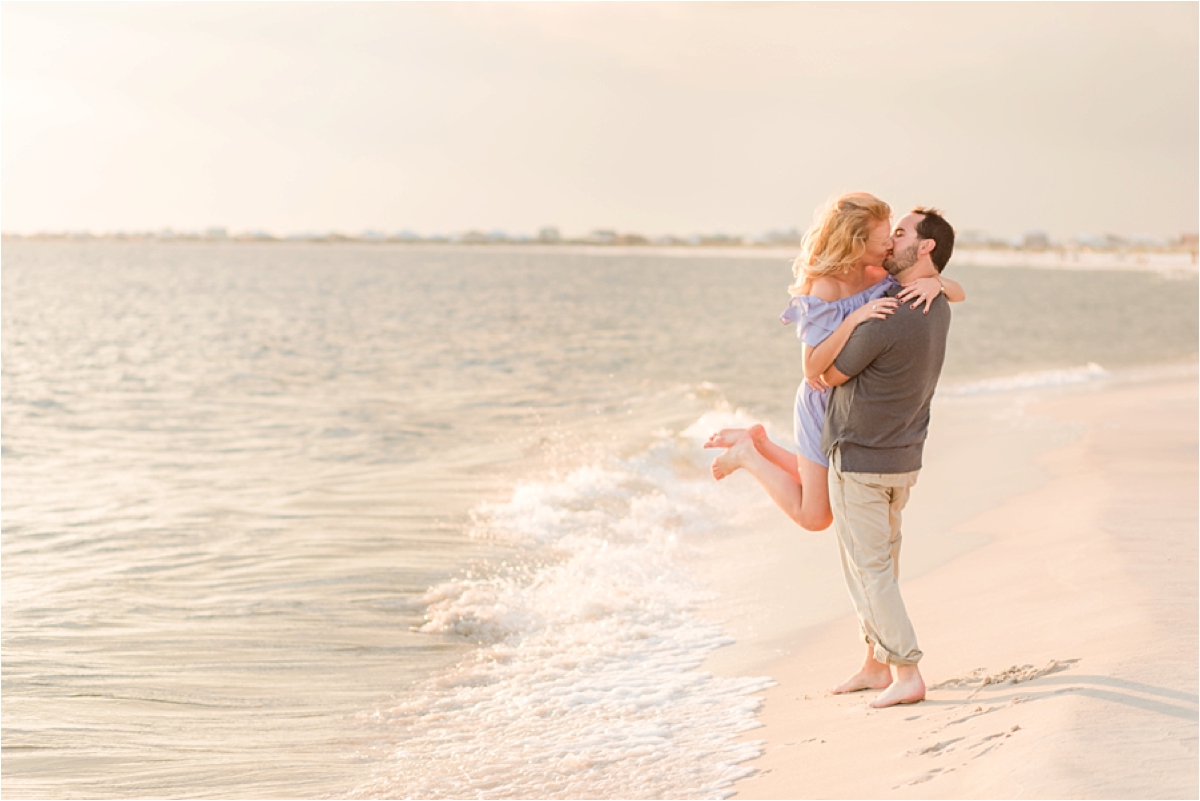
[858,218,893,268]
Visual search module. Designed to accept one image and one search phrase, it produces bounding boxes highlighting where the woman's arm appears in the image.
[896,275,966,313]
[802,298,898,389]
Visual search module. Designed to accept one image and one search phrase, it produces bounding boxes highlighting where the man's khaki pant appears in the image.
[828,447,923,667]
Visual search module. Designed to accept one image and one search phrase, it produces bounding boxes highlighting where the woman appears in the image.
[704,192,965,530]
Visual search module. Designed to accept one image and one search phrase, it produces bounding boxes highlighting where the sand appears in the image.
[722,373,1198,799]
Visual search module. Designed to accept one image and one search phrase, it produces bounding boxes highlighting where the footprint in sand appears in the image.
[944,697,1029,727]
[906,726,1023,763]
[973,659,1076,687]
[914,737,965,756]
[898,726,1023,789]
[901,765,953,786]
[897,658,1079,789]
[929,658,1080,698]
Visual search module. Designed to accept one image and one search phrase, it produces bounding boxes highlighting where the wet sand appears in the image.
[722,373,1198,798]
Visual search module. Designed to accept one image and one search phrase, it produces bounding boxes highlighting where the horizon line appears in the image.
[5,229,1198,254]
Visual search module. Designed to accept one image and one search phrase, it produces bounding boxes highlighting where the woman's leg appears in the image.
[705,425,801,482]
[797,456,833,530]
[711,438,833,531]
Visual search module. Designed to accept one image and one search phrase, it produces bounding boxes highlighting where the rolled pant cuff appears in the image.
[872,641,923,667]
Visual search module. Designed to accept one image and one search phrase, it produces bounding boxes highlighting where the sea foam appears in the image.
[352,417,773,799]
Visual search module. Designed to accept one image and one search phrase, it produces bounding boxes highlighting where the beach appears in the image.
[3,241,1196,798]
[6,1,1198,796]
[725,371,1198,799]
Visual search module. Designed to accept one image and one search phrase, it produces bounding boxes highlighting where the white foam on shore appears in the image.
[940,362,1110,396]
[951,248,1198,274]
[352,420,773,800]
[319,241,1199,273]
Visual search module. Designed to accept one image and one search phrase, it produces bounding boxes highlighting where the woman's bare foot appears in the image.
[711,436,756,480]
[704,423,767,450]
[869,666,925,708]
[830,665,893,694]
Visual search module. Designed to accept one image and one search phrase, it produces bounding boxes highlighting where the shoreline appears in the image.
[4,237,1195,274]
[724,371,1198,798]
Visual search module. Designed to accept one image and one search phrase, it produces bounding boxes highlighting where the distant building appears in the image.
[757,228,803,246]
[538,227,561,243]
[1180,233,1198,252]
[205,227,228,240]
[956,230,991,247]
[1073,234,1107,249]
[1022,230,1050,250]
[615,233,650,246]
[699,233,742,246]
[588,229,618,245]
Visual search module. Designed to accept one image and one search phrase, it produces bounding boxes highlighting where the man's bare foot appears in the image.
[704,423,767,450]
[869,667,925,708]
[831,666,893,695]
[711,436,756,480]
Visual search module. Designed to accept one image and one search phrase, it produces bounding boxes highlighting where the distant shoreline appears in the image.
[5,235,1195,273]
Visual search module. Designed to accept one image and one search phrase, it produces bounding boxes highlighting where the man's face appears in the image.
[883,214,924,275]
[862,219,893,267]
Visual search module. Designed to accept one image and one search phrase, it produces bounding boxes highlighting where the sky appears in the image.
[3,2,1197,241]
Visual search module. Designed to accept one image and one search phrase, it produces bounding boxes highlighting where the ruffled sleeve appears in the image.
[866,275,899,300]
[780,296,845,347]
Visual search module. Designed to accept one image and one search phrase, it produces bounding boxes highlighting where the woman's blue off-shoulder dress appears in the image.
[779,276,897,467]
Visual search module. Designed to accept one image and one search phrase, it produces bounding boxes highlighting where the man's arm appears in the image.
[804,297,899,383]
[824,364,851,387]
[821,316,891,387]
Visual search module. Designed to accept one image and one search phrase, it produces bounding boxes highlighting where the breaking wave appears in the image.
[351,412,774,799]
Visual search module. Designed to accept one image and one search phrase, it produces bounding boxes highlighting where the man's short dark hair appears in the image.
[912,207,955,273]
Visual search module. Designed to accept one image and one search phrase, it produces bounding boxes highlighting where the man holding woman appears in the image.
[706,193,960,708]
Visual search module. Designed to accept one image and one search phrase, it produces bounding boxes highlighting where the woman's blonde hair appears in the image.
[789,192,892,295]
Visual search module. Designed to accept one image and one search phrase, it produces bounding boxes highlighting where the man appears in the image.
[819,207,956,708]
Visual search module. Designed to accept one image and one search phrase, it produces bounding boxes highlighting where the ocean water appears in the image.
[2,241,1196,799]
